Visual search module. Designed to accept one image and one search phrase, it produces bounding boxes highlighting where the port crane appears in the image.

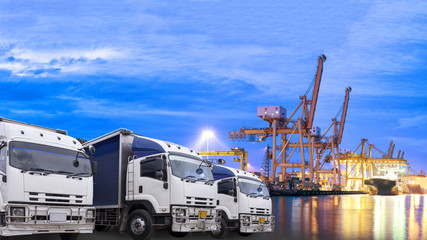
[340,139,408,189]
[199,147,248,171]
[310,87,351,188]
[229,55,327,185]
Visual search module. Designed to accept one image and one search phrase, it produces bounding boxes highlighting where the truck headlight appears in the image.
[177,209,186,217]
[10,207,25,223]
[86,210,94,218]
[175,209,186,223]
[11,207,25,217]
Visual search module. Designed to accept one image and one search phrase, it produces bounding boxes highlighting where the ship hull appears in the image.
[364,178,399,195]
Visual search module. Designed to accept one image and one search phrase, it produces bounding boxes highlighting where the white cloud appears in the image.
[55,95,253,120]
[0,47,125,77]
[10,109,57,117]
[0,1,426,99]
[396,115,427,129]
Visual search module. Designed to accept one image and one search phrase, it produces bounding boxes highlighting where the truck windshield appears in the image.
[169,155,214,182]
[238,177,270,197]
[9,141,92,176]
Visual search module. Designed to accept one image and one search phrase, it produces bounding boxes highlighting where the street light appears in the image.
[202,130,214,160]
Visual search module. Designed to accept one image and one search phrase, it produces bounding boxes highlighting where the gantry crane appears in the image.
[198,147,248,171]
[340,139,408,189]
[229,55,327,185]
[310,87,352,187]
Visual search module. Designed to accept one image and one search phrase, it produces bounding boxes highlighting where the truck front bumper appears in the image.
[239,214,275,233]
[171,206,219,232]
[1,204,95,236]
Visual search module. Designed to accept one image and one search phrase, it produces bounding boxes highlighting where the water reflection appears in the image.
[269,195,426,240]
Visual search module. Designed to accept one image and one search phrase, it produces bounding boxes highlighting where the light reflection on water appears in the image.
[268,195,426,240]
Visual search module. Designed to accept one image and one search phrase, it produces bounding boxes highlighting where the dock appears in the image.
[271,190,367,196]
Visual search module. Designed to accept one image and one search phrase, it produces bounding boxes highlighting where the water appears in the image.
[270,194,427,240]
[11,195,427,240]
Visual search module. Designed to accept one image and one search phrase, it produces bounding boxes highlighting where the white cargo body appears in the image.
[83,129,219,240]
[0,118,95,239]
[210,165,274,238]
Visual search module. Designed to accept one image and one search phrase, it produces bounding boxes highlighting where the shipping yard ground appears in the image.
[12,194,427,240]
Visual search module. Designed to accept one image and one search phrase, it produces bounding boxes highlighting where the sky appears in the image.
[1,0,427,174]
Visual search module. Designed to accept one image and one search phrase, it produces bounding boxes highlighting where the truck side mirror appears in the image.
[0,141,6,150]
[91,161,98,175]
[88,145,96,155]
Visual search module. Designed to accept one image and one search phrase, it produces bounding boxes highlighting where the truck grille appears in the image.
[249,207,270,215]
[185,196,214,206]
[26,192,85,204]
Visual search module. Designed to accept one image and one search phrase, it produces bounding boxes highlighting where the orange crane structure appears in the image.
[340,139,408,190]
[198,148,248,171]
[310,87,351,188]
[229,55,354,190]
[229,55,328,185]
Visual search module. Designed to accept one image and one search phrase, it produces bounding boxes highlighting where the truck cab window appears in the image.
[140,156,167,181]
[9,141,92,176]
[218,179,235,196]
[169,155,214,182]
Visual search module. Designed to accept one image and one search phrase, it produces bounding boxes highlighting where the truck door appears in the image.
[0,142,6,205]
[218,178,238,219]
[136,155,170,212]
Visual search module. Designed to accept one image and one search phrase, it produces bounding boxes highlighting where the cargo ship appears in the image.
[364,168,402,195]
[364,178,399,195]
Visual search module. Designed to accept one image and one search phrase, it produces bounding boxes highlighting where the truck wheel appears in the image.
[209,218,228,239]
[59,233,79,240]
[168,231,189,238]
[127,209,153,240]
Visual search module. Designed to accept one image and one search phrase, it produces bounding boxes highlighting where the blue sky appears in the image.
[1,0,427,173]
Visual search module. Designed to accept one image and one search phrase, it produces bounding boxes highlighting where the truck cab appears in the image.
[211,165,274,238]
[84,129,219,240]
[0,118,95,239]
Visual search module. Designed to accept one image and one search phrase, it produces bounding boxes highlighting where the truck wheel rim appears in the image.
[131,217,146,234]
[212,222,222,235]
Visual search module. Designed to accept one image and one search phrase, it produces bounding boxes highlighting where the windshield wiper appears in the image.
[51,170,74,175]
[204,179,214,185]
[248,192,259,198]
[182,175,197,182]
[67,172,91,177]
[25,168,54,175]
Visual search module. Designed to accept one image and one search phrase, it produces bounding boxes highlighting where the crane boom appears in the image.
[337,87,351,144]
[307,54,327,129]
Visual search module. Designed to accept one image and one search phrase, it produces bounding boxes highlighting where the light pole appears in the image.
[203,130,214,160]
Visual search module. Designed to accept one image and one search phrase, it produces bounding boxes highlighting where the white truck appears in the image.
[0,117,96,240]
[83,129,219,240]
[210,165,274,239]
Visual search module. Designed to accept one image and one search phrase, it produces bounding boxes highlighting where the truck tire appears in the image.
[127,209,153,240]
[59,233,79,240]
[209,218,228,239]
[237,231,252,237]
[168,230,189,238]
